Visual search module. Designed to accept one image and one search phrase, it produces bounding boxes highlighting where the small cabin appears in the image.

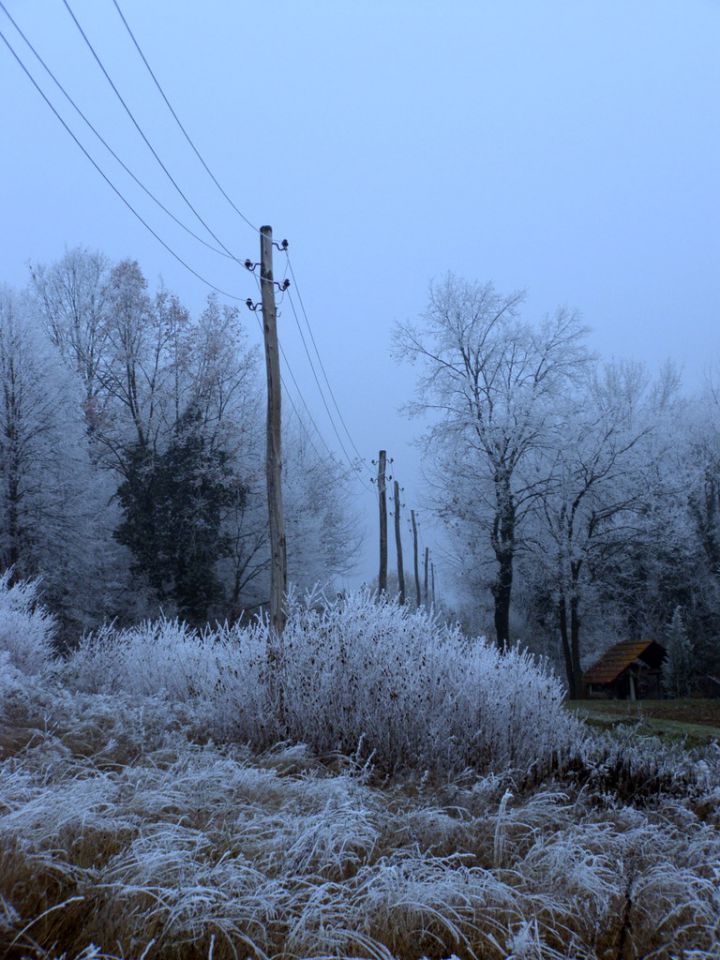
[582,639,666,700]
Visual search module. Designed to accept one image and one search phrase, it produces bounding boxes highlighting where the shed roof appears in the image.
[583,639,662,685]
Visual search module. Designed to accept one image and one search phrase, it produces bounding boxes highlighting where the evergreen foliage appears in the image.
[114,408,244,623]
[662,605,694,698]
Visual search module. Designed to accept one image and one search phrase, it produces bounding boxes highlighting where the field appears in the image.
[1,582,720,959]
[568,698,720,743]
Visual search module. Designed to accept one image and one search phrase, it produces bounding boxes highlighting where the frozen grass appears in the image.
[1,682,719,959]
[1,580,720,958]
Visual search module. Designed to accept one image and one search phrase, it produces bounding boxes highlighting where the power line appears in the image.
[286,252,367,465]
[0,1,231,261]
[109,0,259,235]
[103,0,369,485]
[61,0,241,262]
[0,11,332,466]
[249,274,335,463]
[284,287,375,494]
[248,277,373,499]
[285,286,355,468]
[285,283,374,494]
[0,26,248,302]
[248,276,374,495]
[25,1,372,500]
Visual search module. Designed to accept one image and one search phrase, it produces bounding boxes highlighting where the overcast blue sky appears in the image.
[1,0,719,587]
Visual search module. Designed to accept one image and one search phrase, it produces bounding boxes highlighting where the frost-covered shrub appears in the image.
[275,591,579,775]
[0,573,55,674]
[66,616,271,744]
[66,590,580,776]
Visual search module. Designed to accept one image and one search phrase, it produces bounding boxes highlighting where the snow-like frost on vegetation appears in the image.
[64,589,578,777]
[1,578,720,958]
[0,573,55,675]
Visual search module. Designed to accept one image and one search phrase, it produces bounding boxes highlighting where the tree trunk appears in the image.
[569,589,583,699]
[558,592,577,698]
[491,473,515,648]
[492,551,513,648]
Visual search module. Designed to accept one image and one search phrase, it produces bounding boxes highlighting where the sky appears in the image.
[1,0,719,590]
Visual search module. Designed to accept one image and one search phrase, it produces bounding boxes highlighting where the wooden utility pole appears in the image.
[393,479,405,604]
[377,450,388,593]
[411,509,421,607]
[431,561,436,607]
[423,546,430,609]
[260,225,287,634]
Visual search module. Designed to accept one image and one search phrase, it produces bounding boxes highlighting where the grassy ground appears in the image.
[2,681,720,959]
[568,698,720,743]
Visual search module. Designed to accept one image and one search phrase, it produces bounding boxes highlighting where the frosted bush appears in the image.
[66,590,580,776]
[0,573,55,674]
[278,592,580,774]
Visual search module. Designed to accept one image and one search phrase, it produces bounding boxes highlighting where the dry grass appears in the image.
[1,582,719,959]
[1,675,719,960]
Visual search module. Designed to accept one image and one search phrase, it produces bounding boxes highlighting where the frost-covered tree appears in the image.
[662,606,693,697]
[284,426,361,592]
[14,248,358,625]
[0,287,107,628]
[527,361,655,696]
[396,273,587,646]
[30,248,111,432]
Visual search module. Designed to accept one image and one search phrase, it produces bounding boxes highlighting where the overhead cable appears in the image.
[286,252,367,464]
[248,274,336,463]
[0,26,248,302]
[110,0,259,235]
[284,288,355,468]
[61,0,240,261]
[0,1,231,261]
[105,0,369,485]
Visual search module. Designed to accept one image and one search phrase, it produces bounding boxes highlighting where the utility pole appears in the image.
[260,225,287,634]
[424,546,429,609]
[377,450,388,593]
[393,479,405,604]
[431,561,436,607]
[411,509,421,607]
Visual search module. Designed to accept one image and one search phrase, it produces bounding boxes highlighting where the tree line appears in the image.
[396,274,720,696]
[0,248,357,634]
[2,251,718,696]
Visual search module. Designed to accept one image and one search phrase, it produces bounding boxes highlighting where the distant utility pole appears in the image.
[411,509,421,607]
[260,225,287,634]
[393,479,405,604]
[377,450,388,593]
[431,561,436,607]
[424,546,430,609]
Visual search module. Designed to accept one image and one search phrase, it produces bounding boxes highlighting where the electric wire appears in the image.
[57,0,344,476]
[0,1,231,261]
[61,0,241,262]
[104,0,371,490]
[3,9,356,486]
[109,0,259,235]
[284,285,375,493]
[249,275,331,463]
[0,26,248,302]
[284,286,355,469]
[286,252,367,464]
[4,5,376,508]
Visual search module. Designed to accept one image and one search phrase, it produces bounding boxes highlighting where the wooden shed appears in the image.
[582,639,666,700]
